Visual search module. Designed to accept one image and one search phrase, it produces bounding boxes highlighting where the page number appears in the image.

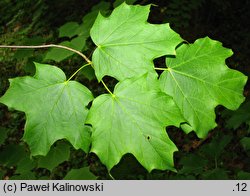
[233,183,247,192]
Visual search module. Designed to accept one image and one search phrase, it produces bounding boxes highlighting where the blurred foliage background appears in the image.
[0,0,249,179]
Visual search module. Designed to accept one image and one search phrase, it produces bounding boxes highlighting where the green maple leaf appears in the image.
[90,3,182,81]
[0,63,93,156]
[159,37,247,137]
[86,75,184,172]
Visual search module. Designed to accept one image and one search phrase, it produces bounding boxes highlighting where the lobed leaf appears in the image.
[86,75,184,172]
[0,63,93,156]
[90,3,183,81]
[159,37,247,137]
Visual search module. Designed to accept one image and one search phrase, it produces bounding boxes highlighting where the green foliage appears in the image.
[237,171,250,180]
[171,132,234,180]
[15,157,35,175]
[87,75,184,171]
[90,3,182,81]
[0,63,93,156]
[0,2,248,179]
[223,100,250,130]
[59,22,81,38]
[179,154,208,175]
[37,142,70,171]
[64,167,96,180]
[159,37,247,137]
[0,144,27,167]
[45,1,111,63]
[200,134,232,160]
[45,36,87,62]
[11,171,36,180]
[202,168,228,180]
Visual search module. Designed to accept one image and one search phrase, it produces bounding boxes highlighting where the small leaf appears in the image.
[14,49,34,60]
[76,1,111,38]
[15,157,35,174]
[160,37,247,137]
[86,75,184,171]
[90,3,182,81]
[44,35,87,62]
[38,142,70,171]
[200,134,232,159]
[59,22,80,38]
[179,154,208,175]
[223,100,250,129]
[64,167,96,180]
[0,63,93,156]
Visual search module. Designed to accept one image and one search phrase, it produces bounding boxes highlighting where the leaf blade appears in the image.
[86,75,184,171]
[0,63,93,155]
[160,37,247,137]
[90,3,182,81]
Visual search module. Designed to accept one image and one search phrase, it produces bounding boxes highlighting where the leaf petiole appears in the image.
[66,63,92,82]
[101,80,115,97]
[154,67,168,71]
[0,44,116,97]
[0,44,92,64]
